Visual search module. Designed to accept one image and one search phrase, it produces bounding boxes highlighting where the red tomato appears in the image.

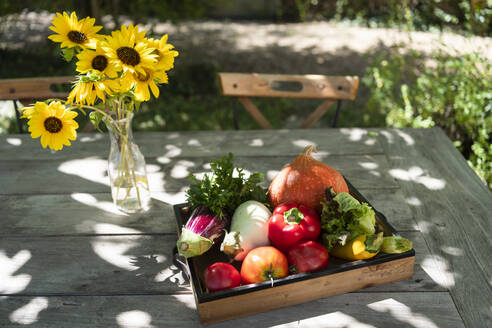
[204,262,241,292]
[240,246,289,284]
[287,241,329,273]
[268,202,321,251]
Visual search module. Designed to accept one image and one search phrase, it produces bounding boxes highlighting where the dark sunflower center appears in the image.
[67,30,88,44]
[91,55,108,71]
[44,117,63,133]
[136,70,150,82]
[153,49,162,61]
[116,47,140,66]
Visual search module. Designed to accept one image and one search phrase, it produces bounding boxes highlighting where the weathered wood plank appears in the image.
[0,190,418,235]
[0,232,438,296]
[0,128,383,160]
[362,231,446,292]
[0,235,190,295]
[377,127,492,328]
[0,193,178,235]
[0,154,398,195]
[0,292,463,327]
[359,188,418,231]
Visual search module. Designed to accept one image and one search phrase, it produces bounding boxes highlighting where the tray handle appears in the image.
[173,246,191,282]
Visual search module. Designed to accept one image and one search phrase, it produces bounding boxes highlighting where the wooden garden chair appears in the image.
[0,76,73,133]
[218,73,359,129]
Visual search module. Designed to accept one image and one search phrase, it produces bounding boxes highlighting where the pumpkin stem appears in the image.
[301,145,317,157]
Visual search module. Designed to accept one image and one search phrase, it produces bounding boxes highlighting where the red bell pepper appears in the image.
[268,201,321,251]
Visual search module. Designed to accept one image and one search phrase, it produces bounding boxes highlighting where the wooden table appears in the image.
[1,127,490,327]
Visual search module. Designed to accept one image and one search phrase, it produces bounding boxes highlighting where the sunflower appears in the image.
[27,101,78,151]
[130,68,168,102]
[48,12,102,49]
[102,26,157,75]
[120,24,147,43]
[67,79,109,105]
[105,74,133,94]
[76,46,119,78]
[147,35,179,71]
[18,105,36,119]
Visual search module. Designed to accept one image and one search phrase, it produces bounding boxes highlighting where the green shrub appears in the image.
[363,45,492,188]
[278,0,492,36]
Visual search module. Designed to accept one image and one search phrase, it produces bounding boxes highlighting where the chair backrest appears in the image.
[218,73,359,129]
[0,76,73,133]
[0,76,73,103]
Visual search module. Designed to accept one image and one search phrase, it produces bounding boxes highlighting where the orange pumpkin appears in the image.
[268,145,349,213]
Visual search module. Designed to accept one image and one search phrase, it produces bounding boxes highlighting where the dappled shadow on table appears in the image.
[0,128,474,327]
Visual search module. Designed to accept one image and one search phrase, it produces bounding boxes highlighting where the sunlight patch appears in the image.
[249,138,264,147]
[154,266,186,285]
[79,135,103,142]
[406,197,422,206]
[116,310,154,328]
[0,250,32,294]
[9,297,48,325]
[292,139,317,149]
[145,164,161,173]
[187,139,201,147]
[93,223,142,234]
[164,144,182,157]
[71,193,124,216]
[58,157,109,186]
[421,255,456,288]
[389,166,446,190]
[303,311,375,327]
[368,298,438,328]
[6,138,22,146]
[156,144,182,164]
[152,191,187,204]
[395,130,415,145]
[379,130,394,144]
[170,160,195,179]
[340,128,367,141]
[172,294,197,310]
[91,236,141,271]
[441,246,464,257]
[359,162,379,170]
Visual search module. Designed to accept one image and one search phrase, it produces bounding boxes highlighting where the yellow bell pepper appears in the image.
[330,232,384,260]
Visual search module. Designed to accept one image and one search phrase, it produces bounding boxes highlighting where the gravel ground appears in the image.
[2,11,491,75]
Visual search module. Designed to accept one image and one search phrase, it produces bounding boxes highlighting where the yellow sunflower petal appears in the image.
[149,80,160,98]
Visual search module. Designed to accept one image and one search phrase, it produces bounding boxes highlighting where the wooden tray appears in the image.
[173,180,415,325]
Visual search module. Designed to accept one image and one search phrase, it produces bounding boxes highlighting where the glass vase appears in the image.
[103,112,151,213]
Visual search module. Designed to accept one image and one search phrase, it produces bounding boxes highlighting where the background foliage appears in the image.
[0,0,491,187]
[363,46,492,187]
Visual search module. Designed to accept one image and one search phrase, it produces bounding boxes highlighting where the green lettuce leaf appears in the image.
[320,187,377,251]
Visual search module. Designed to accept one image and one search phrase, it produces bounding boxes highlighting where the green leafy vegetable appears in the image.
[185,153,267,218]
[381,236,413,254]
[320,187,376,251]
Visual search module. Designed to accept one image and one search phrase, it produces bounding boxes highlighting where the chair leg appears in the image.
[300,99,335,129]
[332,100,342,128]
[237,97,272,129]
[233,100,240,130]
[13,100,24,133]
